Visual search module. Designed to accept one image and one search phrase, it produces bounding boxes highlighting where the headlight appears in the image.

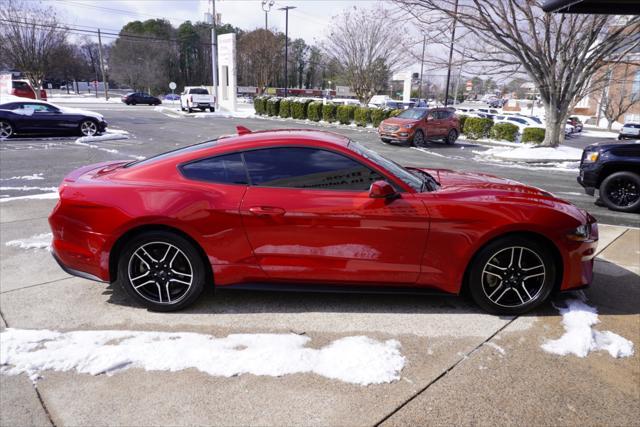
[403,123,416,129]
[584,151,599,163]
[567,224,591,241]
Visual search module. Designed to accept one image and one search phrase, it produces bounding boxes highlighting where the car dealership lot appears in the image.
[1,104,639,426]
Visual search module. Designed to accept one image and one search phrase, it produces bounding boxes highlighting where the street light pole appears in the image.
[279,6,296,98]
[261,0,275,31]
[444,0,458,107]
[210,0,218,110]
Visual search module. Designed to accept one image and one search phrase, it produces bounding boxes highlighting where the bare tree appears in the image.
[599,63,640,130]
[237,29,283,93]
[396,1,640,146]
[0,0,68,99]
[322,6,410,104]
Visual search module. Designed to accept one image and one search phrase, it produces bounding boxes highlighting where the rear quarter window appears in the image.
[180,153,248,185]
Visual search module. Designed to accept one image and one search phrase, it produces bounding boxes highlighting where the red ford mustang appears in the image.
[49,128,598,314]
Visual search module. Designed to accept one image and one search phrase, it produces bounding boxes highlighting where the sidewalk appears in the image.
[1,202,638,426]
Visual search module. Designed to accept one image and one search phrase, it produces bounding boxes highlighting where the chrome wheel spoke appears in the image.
[134,279,156,290]
[494,287,509,303]
[488,284,504,300]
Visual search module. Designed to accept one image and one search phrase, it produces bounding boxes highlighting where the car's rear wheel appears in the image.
[413,130,425,147]
[79,120,98,136]
[0,120,13,139]
[118,231,206,311]
[209,107,215,112]
[187,106,193,113]
[445,129,458,145]
[468,236,556,315]
[599,171,640,212]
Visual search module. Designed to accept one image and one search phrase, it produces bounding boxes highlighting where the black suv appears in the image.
[578,141,640,212]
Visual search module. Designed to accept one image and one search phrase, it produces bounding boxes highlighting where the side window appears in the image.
[427,110,438,120]
[181,153,248,185]
[243,147,383,191]
[438,111,451,119]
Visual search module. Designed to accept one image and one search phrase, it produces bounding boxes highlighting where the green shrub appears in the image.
[290,99,312,119]
[322,103,337,122]
[388,108,403,118]
[463,117,494,140]
[337,104,357,125]
[370,108,386,127]
[266,97,280,116]
[254,96,268,115]
[522,127,546,144]
[307,101,322,122]
[279,99,291,118]
[457,114,468,132]
[490,122,520,142]
[354,106,371,127]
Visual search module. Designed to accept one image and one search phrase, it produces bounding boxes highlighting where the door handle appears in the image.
[248,206,286,216]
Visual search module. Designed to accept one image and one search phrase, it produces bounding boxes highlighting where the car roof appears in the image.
[216,129,351,148]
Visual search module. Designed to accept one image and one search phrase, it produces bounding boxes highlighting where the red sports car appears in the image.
[49,128,598,314]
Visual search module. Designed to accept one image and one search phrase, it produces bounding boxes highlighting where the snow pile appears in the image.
[0,329,405,385]
[0,192,59,203]
[0,173,44,181]
[481,144,582,162]
[541,299,634,358]
[0,185,57,192]
[5,233,52,250]
[76,131,129,144]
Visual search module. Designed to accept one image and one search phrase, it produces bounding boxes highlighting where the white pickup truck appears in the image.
[180,87,215,113]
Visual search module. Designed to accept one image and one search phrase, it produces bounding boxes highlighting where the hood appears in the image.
[59,106,104,121]
[419,168,556,199]
[584,139,640,151]
[381,117,419,127]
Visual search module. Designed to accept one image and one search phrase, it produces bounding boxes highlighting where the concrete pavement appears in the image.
[0,195,638,426]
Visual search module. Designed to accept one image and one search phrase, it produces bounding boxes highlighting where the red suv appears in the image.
[11,80,47,100]
[378,107,460,146]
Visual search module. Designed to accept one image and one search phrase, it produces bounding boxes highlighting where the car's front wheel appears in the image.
[445,129,458,145]
[0,120,13,139]
[118,231,206,311]
[412,130,425,147]
[209,107,215,112]
[79,120,98,136]
[599,171,640,212]
[468,236,556,315]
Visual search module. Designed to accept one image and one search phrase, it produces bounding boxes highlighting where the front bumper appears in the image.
[378,130,414,144]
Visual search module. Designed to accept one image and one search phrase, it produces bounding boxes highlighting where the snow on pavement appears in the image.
[0,192,59,203]
[0,173,44,181]
[5,233,52,250]
[479,144,583,162]
[0,329,405,385]
[0,186,57,192]
[541,299,634,358]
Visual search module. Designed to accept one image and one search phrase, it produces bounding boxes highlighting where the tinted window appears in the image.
[189,88,209,95]
[437,111,452,119]
[12,81,30,89]
[243,147,383,191]
[397,108,427,120]
[181,153,247,184]
[23,103,56,112]
[508,117,526,124]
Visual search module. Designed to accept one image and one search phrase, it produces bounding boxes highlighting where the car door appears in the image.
[239,146,429,285]
[425,109,441,137]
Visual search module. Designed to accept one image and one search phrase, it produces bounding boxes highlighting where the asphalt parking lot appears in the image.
[1,103,639,426]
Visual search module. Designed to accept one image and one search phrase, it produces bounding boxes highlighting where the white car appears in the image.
[180,87,215,113]
[618,123,640,140]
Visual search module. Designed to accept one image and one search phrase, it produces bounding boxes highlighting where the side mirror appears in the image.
[369,180,398,199]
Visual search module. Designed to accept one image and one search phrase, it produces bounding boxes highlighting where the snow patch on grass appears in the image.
[5,233,52,250]
[480,144,582,162]
[0,329,405,385]
[541,299,634,358]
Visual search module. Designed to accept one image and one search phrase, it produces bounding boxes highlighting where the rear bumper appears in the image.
[51,251,106,283]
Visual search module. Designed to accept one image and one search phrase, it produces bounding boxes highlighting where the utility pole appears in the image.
[261,0,275,31]
[97,29,109,100]
[279,6,296,97]
[444,0,458,107]
[452,48,465,106]
[210,0,219,110]
[419,34,426,101]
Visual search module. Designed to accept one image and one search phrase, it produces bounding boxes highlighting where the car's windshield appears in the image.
[397,108,427,120]
[348,140,426,192]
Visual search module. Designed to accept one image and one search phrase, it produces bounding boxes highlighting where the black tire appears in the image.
[131,101,137,106]
[468,236,557,315]
[0,120,13,139]
[79,119,98,137]
[412,130,425,147]
[445,129,458,145]
[187,106,193,113]
[117,231,207,311]
[209,107,215,112]
[599,171,640,213]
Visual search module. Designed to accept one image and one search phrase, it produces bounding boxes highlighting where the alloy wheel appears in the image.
[605,177,639,208]
[0,121,12,139]
[127,241,194,305]
[80,121,97,136]
[481,246,546,308]
[447,130,457,144]
[413,131,425,146]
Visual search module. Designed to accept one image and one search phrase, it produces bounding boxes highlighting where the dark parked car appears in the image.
[578,140,640,212]
[0,100,107,139]
[121,92,161,106]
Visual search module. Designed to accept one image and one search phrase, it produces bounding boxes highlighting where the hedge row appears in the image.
[254,96,401,126]
[460,115,545,143]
